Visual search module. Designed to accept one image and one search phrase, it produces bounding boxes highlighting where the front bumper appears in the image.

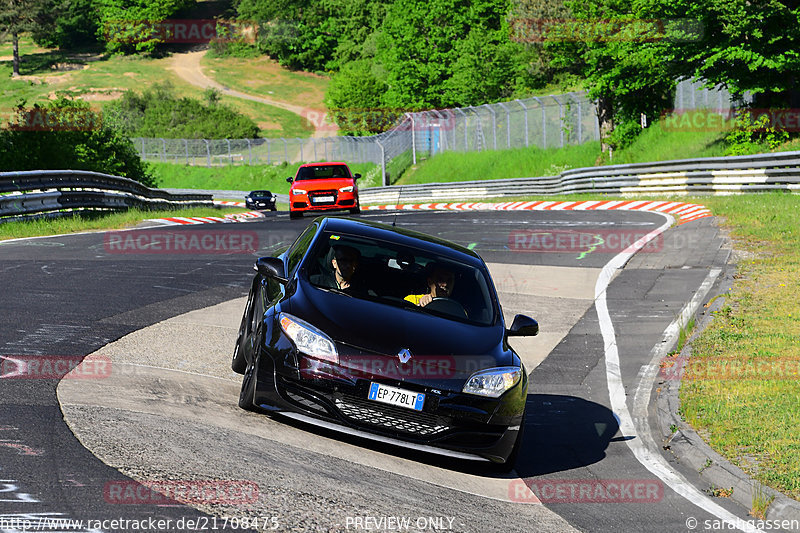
[290,190,358,213]
[252,348,526,463]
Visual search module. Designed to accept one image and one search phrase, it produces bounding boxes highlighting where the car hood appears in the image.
[292,178,354,190]
[286,282,513,383]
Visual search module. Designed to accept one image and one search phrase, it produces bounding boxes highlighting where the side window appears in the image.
[286,222,318,277]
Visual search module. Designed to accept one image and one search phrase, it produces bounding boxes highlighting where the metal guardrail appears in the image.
[358,152,800,204]
[0,170,213,222]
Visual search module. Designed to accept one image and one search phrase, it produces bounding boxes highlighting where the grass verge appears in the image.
[397,116,730,184]
[680,192,800,500]
[0,206,241,241]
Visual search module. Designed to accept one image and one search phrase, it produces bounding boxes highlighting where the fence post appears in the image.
[226,139,232,165]
[204,139,211,167]
[405,112,416,164]
[516,99,529,147]
[283,138,288,162]
[141,138,146,159]
[161,138,166,163]
[377,140,386,186]
[184,139,189,164]
[266,139,271,164]
[298,138,303,162]
[247,139,252,165]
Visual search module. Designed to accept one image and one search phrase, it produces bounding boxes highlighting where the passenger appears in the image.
[404,264,456,307]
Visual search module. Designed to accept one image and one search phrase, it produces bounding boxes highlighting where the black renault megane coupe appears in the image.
[232,216,538,467]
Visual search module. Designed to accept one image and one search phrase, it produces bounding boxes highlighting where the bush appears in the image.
[0,97,154,186]
[725,112,790,156]
[104,82,260,139]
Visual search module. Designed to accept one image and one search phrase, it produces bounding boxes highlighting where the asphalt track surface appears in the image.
[0,209,755,533]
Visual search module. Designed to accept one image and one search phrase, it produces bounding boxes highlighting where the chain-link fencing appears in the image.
[135,80,740,186]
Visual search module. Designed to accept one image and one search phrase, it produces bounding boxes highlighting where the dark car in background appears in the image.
[287,162,360,219]
[232,216,539,468]
[245,190,277,211]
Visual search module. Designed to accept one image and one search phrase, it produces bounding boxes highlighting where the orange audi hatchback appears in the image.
[287,162,361,219]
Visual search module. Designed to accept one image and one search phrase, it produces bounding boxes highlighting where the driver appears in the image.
[312,245,364,293]
[405,264,455,307]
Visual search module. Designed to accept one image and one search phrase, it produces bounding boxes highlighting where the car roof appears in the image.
[316,216,484,267]
[298,162,348,168]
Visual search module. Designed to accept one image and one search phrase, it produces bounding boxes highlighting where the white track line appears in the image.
[595,215,760,532]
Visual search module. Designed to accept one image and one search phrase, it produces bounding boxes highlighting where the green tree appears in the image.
[544,1,680,151]
[0,97,154,186]
[377,0,518,109]
[324,59,389,135]
[0,0,55,76]
[94,0,195,54]
[234,0,389,71]
[657,0,800,108]
[104,83,260,139]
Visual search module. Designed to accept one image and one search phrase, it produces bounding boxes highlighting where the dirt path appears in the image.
[169,49,335,138]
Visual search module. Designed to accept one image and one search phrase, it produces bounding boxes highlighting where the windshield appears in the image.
[302,232,497,326]
[296,165,350,181]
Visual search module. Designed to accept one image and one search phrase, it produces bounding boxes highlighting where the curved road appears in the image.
[0,210,750,532]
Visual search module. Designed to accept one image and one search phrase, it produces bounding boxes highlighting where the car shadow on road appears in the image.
[513,394,620,478]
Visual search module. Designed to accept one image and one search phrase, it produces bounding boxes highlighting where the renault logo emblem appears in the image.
[398,348,412,364]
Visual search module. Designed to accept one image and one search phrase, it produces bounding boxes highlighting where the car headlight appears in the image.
[292,189,307,195]
[279,313,338,363]
[339,186,354,193]
[462,367,521,398]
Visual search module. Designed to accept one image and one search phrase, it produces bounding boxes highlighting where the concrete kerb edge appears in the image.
[656,265,800,527]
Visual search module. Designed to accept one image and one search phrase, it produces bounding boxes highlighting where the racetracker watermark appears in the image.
[509,478,664,503]
[660,355,800,381]
[302,108,456,133]
[0,355,111,380]
[509,229,663,254]
[103,480,259,506]
[104,230,258,255]
[508,18,704,43]
[103,19,257,44]
[299,354,498,380]
[662,108,800,132]
[5,108,101,132]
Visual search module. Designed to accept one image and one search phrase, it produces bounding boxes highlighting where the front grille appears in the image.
[334,396,449,437]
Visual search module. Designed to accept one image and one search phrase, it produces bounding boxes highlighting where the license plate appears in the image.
[312,196,334,203]
[368,383,425,411]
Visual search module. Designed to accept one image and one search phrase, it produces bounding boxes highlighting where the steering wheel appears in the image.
[425,297,468,318]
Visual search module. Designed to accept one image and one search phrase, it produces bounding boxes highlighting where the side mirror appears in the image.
[254,257,287,283]
[353,173,361,180]
[507,314,538,337]
[286,177,293,183]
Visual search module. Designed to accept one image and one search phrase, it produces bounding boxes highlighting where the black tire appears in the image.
[349,202,361,215]
[289,210,302,219]
[238,360,258,412]
[493,414,526,473]
[231,289,255,374]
